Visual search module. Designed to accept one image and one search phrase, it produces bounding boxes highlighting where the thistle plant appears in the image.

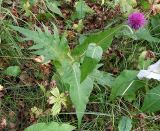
[128,12,146,30]
[11,23,121,128]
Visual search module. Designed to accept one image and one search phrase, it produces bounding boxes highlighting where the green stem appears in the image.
[145,80,149,93]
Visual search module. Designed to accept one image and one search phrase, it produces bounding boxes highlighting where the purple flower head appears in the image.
[128,12,146,30]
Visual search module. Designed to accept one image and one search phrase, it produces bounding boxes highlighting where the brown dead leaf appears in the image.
[27,41,33,46]
[39,64,51,76]
[19,71,34,85]
[145,50,155,60]
[152,4,160,15]
[156,0,160,3]
[0,85,4,91]
[29,115,37,123]
[138,113,146,119]
[0,118,7,129]
[9,122,16,129]
[67,30,76,41]
[32,5,39,14]
[18,100,25,108]
[49,80,56,87]
[9,111,15,117]
[34,56,45,63]
[11,8,18,17]
[0,58,9,67]
[112,68,119,75]
[150,0,160,15]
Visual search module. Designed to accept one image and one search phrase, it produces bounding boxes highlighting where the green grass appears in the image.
[0,0,160,130]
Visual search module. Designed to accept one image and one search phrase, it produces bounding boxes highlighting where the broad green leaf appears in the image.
[85,43,103,61]
[80,57,97,82]
[72,25,122,56]
[80,43,103,82]
[24,121,76,131]
[46,0,63,17]
[118,116,132,131]
[110,70,138,101]
[151,14,160,38]
[123,80,145,102]
[69,64,94,127]
[118,27,160,43]
[75,0,93,19]
[135,28,160,43]
[58,61,94,127]
[151,14,160,30]
[91,70,115,87]
[141,85,160,112]
[117,0,136,14]
[11,25,70,63]
[4,66,21,77]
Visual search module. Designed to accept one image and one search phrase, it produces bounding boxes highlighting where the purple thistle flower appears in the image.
[128,12,146,30]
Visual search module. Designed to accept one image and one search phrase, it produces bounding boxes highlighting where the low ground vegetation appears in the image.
[0,0,160,130]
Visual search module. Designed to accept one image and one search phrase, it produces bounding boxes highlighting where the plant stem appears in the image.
[145,80,149,93]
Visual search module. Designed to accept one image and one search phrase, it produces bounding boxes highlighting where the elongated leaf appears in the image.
[46,1,63,17]
[141,84,160,112]
[58,61,94,127]
[110,70,138,101]
[11,25,70,63]
[70,63,93,126]
[118,116,132,131]
[80,43,103,82]
[72,25,122,56]
[80,57,97,82]
[135,28,160,43]
[24,121,75,131]
[75,0,93,19]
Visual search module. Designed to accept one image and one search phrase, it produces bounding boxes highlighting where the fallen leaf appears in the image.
[0,85,4,91]
[19,71,34,85]
[151,0,160,15]
[9,111,15,117]
[33,55,45,63]
[0,118,7,129]
[9,122,16,129]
